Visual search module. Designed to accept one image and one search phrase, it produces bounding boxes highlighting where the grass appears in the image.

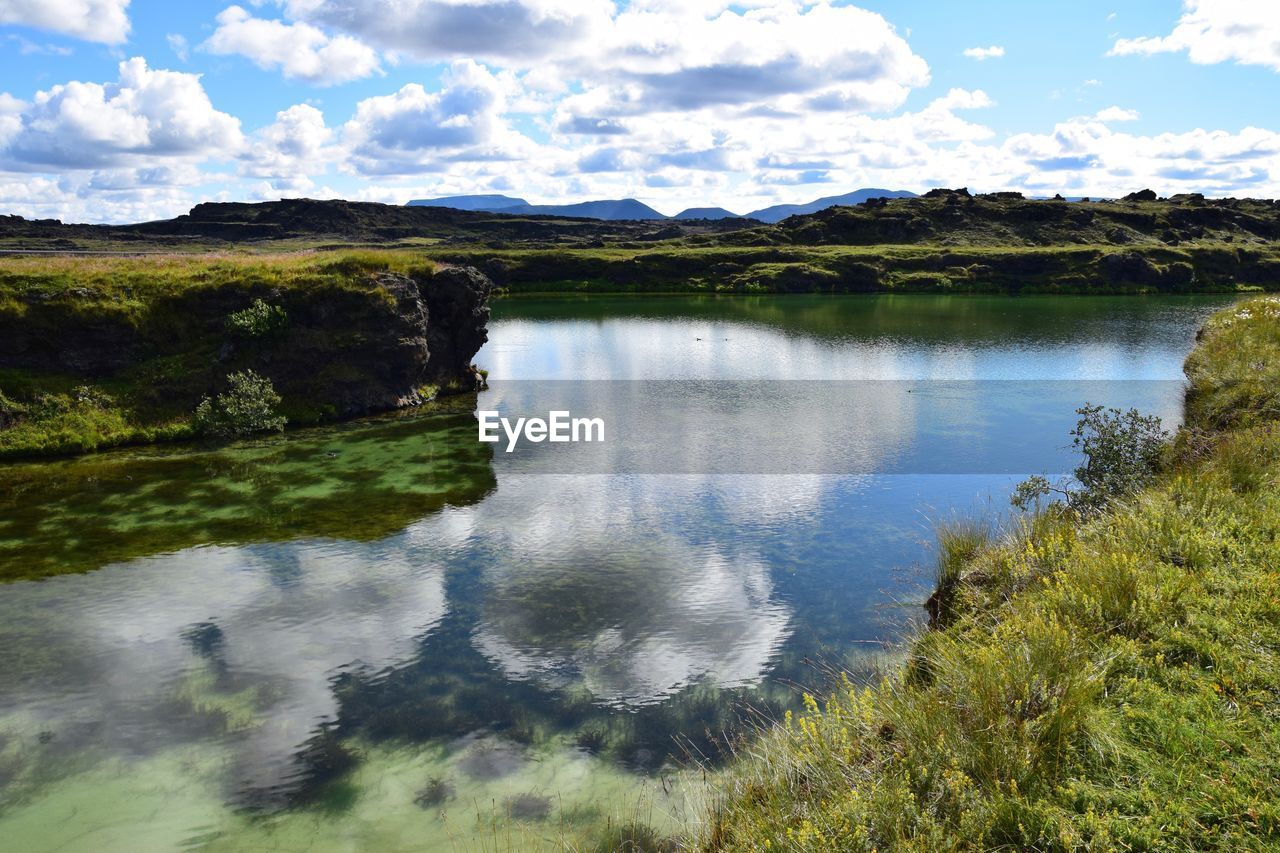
[1185,294,1280,429]
[0,249,438,303]
[699,295,1280,851]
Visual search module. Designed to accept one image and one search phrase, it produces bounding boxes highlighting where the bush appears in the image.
[193,370,287,437]
[0,390,27,428]
[1013,404,1167,514]
[225,298,287,338]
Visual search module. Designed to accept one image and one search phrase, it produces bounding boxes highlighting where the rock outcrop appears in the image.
[0,266,494,422]
[419,266,493,388]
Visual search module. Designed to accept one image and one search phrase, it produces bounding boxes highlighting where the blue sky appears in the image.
[0,0,1277,222]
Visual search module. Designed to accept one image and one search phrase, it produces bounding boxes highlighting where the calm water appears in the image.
[0,294,1234,851]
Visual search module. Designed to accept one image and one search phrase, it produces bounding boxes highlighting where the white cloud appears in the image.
[0,57,243,170]
[962,45,1005,60]
[1000,118,1280,196]
[204,6,381,86]
[1110,0,1280,72]
[282,1,928,116]
[0,172,200,223]
[3,1,1280,222]
[281,0,614,63]
[167,33,188,61]
[582,3,928,115]
[241,103,335,191]
[342,59,533,175]
[0,0,131,44]
[1094,106,1139,122]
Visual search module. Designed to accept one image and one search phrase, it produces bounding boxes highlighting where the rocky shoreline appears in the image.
[0,260,495,458]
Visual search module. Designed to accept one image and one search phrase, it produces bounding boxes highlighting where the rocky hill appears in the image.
[0,198,749,249]
[6,190,1277,253]
[743,188,1280,248]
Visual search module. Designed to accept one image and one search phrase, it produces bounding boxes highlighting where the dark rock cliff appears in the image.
[0,266,494,421]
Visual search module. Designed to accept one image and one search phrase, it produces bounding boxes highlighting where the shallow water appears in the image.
[0,294,1235,850]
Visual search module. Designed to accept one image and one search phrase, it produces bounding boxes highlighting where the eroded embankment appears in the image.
[0,253,493,458]
[700,296,1280,850]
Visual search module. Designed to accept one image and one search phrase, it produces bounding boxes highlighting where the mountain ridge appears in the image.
[407,189,920,222]
[674,207,746,220]
[744,189,919,223]
[408,196,667,220]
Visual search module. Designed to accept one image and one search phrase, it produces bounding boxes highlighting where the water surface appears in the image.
[0,294,1234,851]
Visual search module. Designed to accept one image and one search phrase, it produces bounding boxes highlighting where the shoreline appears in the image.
[699,295,1280,850]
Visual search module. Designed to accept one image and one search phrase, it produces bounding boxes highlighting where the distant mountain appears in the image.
[407,194,528,211]
[514,198,666,220]
[674,207,744,220]
[408,195,665,221]
[746,189,918,224]
[406,189,918,222]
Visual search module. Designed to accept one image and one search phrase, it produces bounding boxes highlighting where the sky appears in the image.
[0,0,1278,223]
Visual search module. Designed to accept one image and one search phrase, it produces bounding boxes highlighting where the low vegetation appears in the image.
[225,297,288,338]
[701,296,1280,850]
[193,370,287,437]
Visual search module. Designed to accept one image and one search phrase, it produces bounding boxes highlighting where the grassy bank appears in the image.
[700,296,1280,850]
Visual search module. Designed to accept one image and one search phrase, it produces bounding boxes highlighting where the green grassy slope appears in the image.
[700,296,1280,851]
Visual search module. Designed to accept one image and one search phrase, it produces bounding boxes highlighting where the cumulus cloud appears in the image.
[4,1,1280,221]
[241,103,335,192]
[0,57,242,171]
[620,5,924,102]
[281,0,613,63]
[281,1,928,118]
[0,170,202,224]
[962,45,1005,60]
[1001,118,1280,195]
[342,59,532,175]
[1110,0,1280,72]
[0,0,131,44]
[1095,106,1139,122]
[585,3,928,117]
[204,6,381,86]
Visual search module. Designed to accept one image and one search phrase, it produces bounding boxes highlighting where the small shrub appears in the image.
[0,390,27,428]
[71,385,115,408]
[225,298,287,338]
[193,370,287,437]
[1014,404,1167,514]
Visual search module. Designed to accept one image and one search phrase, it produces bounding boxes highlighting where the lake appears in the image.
[0,294,1234,851]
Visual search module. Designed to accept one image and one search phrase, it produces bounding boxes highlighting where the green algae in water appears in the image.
[0,408,496,581]
[0,734,699,853]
